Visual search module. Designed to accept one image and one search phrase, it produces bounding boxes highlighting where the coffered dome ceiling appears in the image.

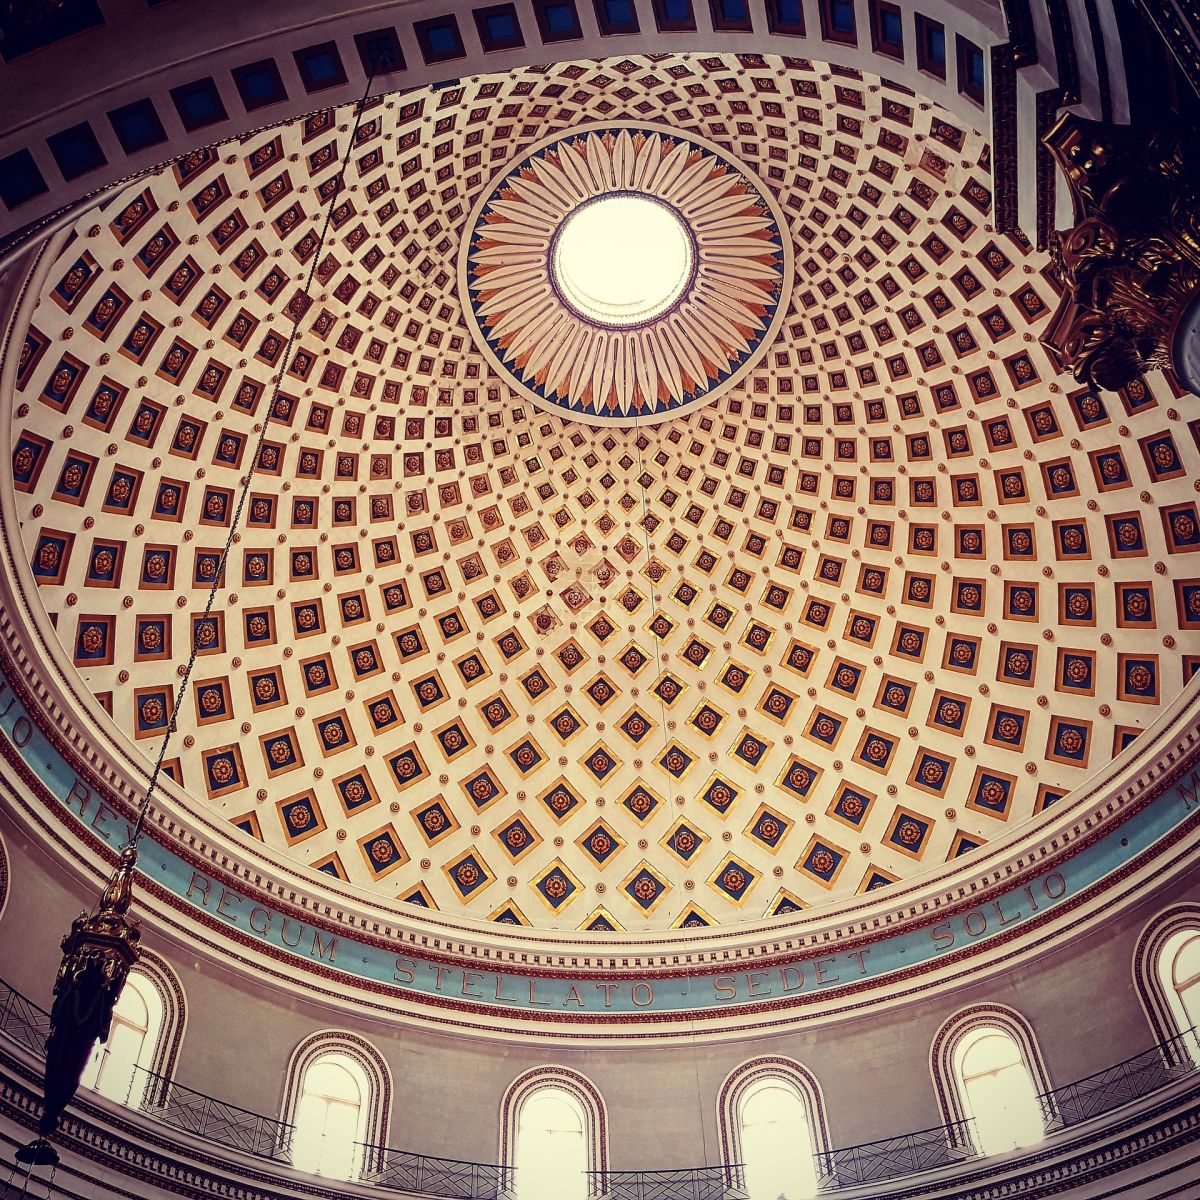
[10,52,1200,933]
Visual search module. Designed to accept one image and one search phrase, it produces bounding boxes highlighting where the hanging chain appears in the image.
[127,71,377,849]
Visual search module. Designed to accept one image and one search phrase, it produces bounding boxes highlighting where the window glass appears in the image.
[1172,931,1200,1032]
[81,972,160,1107]
[773,0,803,25]
[292,1053,366,1179]
[966,46,985,88]
[927,25,946,64]
[601,0,635,25]
[517,1087,587,1200]
[741,1082,817,1200]
[830,0,856,33]
[661,0,693,22]
[958,1029,1044,1154]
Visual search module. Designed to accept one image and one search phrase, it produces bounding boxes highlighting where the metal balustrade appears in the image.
[1038,1027,1198,1129]
[0,976,295,1161]
[0,983,50,1057]
[588,1164,745,1200]
[0,974,1196,1195]
[356,1146,514,1199]
[813,1119,978,1189]
[130,1064,296,1161]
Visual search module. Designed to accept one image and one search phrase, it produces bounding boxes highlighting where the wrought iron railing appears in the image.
[0,982,50,1056]
[814,1119,978,1189]
[588,1164,744,1200]
[356,1145,513,1199]
[0,972,1196,1195]
[1038,1027,1198,1129]
[0,976,295,1161]
[128,1064,295,1160]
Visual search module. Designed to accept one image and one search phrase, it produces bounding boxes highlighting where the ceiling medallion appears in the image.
[460,122,793,426]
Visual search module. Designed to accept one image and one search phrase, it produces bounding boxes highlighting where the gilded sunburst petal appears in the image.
[460,122,793,426]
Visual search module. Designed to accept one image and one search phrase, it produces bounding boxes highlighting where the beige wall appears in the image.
[2,808,1194,1169]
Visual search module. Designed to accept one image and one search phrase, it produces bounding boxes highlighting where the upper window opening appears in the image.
[516,1086,588,1200]
[292,1051,369,1179]
[916,14,947,78]
[957,36,986,102]
[594,0,639,34]
[766,0,805,35]
[955,1027,1045,1154]
[870,0,904,58]
[818,0,857,43]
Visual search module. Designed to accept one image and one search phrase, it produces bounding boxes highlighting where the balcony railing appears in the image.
[588,1165,745,1200]
[813,1119,978,1189]
[1039,1027,1198,1129]
[356,1146,514,1199]
[130,1064,296,1160]
[0,973,1196,1196]
[0,983,50,1057]
[0,976,295,1161]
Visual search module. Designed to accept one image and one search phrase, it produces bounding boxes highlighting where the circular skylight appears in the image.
[461,123,790,425]
[550,193,695,328]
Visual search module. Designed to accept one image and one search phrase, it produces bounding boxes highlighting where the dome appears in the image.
[0,4,1198,1199]
[9,52,1199,934]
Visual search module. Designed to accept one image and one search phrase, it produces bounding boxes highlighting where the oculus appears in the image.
[460,122,792,426]
[549,193,695,328]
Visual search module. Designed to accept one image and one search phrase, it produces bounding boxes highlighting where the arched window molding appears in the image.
[0,829,9,925]
[1133,903,1200,1064]
[717,1057,830,1193]
[930,1004,1055,1152]
[280,1031,392,1177]
[80,950,186,1109]
[499,1066,608,1198]
[129,950,187,1088]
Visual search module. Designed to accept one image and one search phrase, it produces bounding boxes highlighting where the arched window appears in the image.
[1168,931,1200,1034]
[79,953,185,1109]
[1134,906,1200,1063]
[281,1032,391,1181]
[931,1006,1053,1157]
[81,970,159,1105]
[500,1068,607,1200]
[954,1027,1045,1154]
[0,829,9,925]
[718,1059,829,1200]
[516,1086,587,1200]
[292,1052,370,1179]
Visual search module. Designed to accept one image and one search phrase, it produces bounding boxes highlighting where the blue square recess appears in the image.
[831,0,855,32]
[170,78,228,131]
[234,60,287,109]
[0,149,48,210]
[107,99,167,154]
[544,3,577,33]
[486,11,517,39]
[47,122,106,180]
[602,0,636,25]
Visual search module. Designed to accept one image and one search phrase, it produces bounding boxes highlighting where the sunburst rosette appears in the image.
[459,122,793,426]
